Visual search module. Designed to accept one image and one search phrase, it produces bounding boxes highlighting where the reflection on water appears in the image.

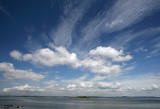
[0,96,160,109]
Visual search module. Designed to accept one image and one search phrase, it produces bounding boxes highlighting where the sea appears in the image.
[0,96,160,109]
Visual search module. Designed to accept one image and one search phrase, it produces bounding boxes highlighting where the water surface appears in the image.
[0,96,160,109]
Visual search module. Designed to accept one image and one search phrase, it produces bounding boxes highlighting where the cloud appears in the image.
[80,46,132,75]
[2,73,160,96]
[110,27,160,49]
[97,82,121,89]
[33,46,80,68]
[149,37,160,55]
[81,58,122,75]
[62,75,94,89]
[104,0,160,32]
[10,50,32,61]
[134,47,148,53]
[79,0,160,48]
[11,47,80,68]
[141,84,159,91]
[0,4,11,17]
[67,84,77,90]
[3,84,44,93]
[44,80,59,89]
[50,0,92,48]
[117,73,160,93]
[10,46,132,76]
[60,75,123,92]
[54,74,121,91]
[0,62,45,81]
[89,46,132,61]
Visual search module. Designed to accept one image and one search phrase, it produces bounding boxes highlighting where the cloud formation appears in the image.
[89,46,132,61]
[81,0,160,43]
[97,82,121,89]
[2,72,160,96]
[104,0,160,32]
[3,84,44,92]
[0,62,45,81]
[51,0,92,48]
[10,46,132,76]
[10,50,32,61]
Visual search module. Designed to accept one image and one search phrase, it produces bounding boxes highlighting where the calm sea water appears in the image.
[0,96,160,109]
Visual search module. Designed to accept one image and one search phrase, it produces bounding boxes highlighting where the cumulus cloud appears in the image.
[33,46,80,68]
[0,62,45,81]
[89,46,132,61]
[67,84,76,90]
[141,84,159,91]
[10,50,32,61]
[44,80,59,89]
[10,46,132,76]
[3,84,44,92]
[58,75,122,91]
[81,58,122,75]
[97,82,121,89]
[3,73,160,96]
[116,73,160,94]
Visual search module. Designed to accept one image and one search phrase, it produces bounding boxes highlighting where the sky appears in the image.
[0,0,160,97]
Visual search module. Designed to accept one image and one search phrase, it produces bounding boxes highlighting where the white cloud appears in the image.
[2,73,160,96]
[44,80,58,89]
[134,47,148,53]
[23,54,32,61]
[90,75,106,81]
[150,36,160,55]
[33,47,80,68]
[110,27,160,49]
[67,84,76,90]
[0,62,45,81]
[89,46,132,61]
[141,84,159,91]
[3,84,44,92]
[104,0,160,32]
[79,81,93,88]
[97,82,121,89]
[10,50,22,60]
[10,46,132,76]
[10,50,32,61]
[78,0,160,49]
[51,0,92,48]
[81,58,122,75]
[117,73,160,93]
[59,74,121,90]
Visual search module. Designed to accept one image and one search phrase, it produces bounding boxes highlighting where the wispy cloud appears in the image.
[50,0,93,48]
[0,4,11,17]
[110,27,160,49]
[149,37,160,55]
[79,0,160,48]
[104,0,160,32]
[0,1,14,20]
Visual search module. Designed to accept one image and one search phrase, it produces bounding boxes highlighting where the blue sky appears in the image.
[0,0,160,96]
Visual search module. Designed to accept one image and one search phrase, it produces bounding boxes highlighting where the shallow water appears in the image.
[0,96,160,109]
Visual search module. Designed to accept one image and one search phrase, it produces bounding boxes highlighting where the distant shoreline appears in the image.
[0,96,160,98]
